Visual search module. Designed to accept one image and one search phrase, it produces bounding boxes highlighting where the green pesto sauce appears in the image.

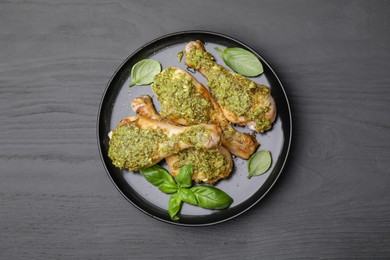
[222,125,236,139]
[173,148,228,180]
[177,51,184,62]
[108,124,212,171]
[186,48,215,70]
[179,125,210,149]
[108,124,174,171]
[187,48,272,131]
[152,67,211,124]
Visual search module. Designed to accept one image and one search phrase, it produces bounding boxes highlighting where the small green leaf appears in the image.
[178,188,197,205]
[247,150,272,178]
[158,183,178,194]
[175,164,193,188]
[215,47,263,77]
[168,193,182,221]
[140,165,178,194]
[129,59,161,87]
[191,186,233,209]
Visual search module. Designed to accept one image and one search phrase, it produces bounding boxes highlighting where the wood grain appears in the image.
[1,0,389,259]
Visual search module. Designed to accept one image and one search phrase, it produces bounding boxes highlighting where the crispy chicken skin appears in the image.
[184,40,277,133]
[152,67,259,159]
[108,115,221,171]
[132,95,233,184]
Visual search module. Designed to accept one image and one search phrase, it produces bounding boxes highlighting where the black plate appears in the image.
[97,31,292,226]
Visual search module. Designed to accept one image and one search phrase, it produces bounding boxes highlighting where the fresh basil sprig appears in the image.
[140,164,234,221]
[247,150,272,178]
[215,47,263,77]
[129,59,161,87]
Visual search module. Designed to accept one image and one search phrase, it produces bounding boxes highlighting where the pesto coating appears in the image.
[187,47,272,131]
[180,125,211,149]
[152,67,211,124]
[108,124,173,171]
[108,123,212,171]
[173,147,229,181]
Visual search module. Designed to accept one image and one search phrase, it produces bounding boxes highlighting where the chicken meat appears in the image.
[184,40,277,132]
[132,95,233,184]
[152,67,259,159]
[108,115,221,171]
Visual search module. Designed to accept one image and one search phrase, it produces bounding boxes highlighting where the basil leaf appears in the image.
[158,183,178,194]
[190,186,233,209]
[175,164,193,188]
[178,188,197,205]
[215,47,263,77]
[140,165,178,194]
[248,150,272,178]
[168,193,182,221]
[129,59,161,87]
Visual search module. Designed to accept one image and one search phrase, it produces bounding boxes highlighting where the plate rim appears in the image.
[97,30,292,226]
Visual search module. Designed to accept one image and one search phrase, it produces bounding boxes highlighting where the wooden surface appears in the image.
[1,0,389,259]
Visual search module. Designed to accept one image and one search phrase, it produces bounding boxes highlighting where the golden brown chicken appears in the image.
[131,95,233,184]
[152,67,259,159]
[184,40,277,133]
[108,115,221,171]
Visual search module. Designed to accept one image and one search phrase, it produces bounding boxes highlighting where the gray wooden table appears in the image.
[1,0,389,259]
